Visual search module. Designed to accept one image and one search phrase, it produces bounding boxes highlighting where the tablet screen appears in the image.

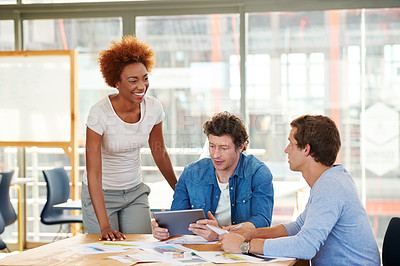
[153,209,206,235]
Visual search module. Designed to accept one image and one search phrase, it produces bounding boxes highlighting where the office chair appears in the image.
[382,217,400,266]
[0,170,17,228]
[0,211,10,252]
[41,168,82,239]
[0,174,10,252]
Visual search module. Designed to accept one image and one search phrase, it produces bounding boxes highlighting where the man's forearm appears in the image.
[250,224,288,239]
[248,239,265,255]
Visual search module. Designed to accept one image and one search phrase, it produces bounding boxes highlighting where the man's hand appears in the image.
[224,224,254,240]
[99,226,126,241]
[219,232,245,254]
[188,211,219,241]
[224,222,255,239]
[152,219,170,240]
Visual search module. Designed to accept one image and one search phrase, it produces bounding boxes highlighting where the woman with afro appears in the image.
[82,35,177,241]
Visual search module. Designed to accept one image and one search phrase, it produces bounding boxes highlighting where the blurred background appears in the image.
[0,0,399,251]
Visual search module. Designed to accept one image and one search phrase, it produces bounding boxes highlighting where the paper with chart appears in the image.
[142,243,208,265]
[193,251,267,264]
[108,253,160,264]
[68,240,294,264]
[67,241,144,254]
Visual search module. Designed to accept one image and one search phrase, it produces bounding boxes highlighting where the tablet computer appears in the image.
[153,209,206,236]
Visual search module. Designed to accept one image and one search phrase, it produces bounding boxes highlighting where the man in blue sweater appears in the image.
[152,112,274,241]
[220,115,380,265]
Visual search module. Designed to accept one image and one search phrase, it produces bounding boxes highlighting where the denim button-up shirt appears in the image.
[171,153,274,228]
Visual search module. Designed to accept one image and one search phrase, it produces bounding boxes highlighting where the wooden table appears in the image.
[0,234,307,265]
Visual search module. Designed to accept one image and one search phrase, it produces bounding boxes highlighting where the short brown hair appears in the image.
[98,35,155,88]
[203,112,249,152]
[290,115,341,166]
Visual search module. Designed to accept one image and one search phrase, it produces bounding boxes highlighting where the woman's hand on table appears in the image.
[99,226,126,241]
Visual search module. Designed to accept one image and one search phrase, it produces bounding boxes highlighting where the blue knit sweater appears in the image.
[263,165,380,266]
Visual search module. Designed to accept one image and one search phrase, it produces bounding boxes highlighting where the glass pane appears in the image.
[364,8,400,248]
[248,11,328,166]
[247,8,400,249]
[136,15,239,162]
[21,17,122,243]
[136,14,240,209]
[0,20,14,50]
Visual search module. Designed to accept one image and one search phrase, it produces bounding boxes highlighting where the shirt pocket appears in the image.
[236,191,252,206]
[189,199,206,210]
[235,191,252,218]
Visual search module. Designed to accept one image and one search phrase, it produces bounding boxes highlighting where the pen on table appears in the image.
[229,223,244,231]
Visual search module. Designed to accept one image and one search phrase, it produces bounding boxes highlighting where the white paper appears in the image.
[108,253,161,264]
[67,241,143,254]
[165,235,218,244]
[196,251,296,264]
[194,251,264,264]
[206,224,229,235]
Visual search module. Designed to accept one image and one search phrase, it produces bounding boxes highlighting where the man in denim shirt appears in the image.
[152,112,274,241]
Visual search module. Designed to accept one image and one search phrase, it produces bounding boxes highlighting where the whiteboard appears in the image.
[0,53,72,142]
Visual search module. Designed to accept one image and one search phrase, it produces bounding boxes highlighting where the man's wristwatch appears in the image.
[240,239,250,254]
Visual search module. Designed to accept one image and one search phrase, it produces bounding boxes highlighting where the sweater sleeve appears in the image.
[263,178,344,260]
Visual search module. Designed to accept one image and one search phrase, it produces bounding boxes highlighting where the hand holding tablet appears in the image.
[153,209,206,236]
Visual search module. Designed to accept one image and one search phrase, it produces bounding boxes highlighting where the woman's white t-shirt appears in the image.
[83,94,165,190]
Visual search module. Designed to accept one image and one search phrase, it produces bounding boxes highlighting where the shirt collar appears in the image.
[232,153,245,179]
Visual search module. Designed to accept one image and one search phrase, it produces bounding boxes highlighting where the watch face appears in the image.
[240,241,250,254]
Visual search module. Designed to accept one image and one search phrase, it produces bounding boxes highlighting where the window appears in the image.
[136,14,240,172]
[21,17,122,242]
[0,20,14,50]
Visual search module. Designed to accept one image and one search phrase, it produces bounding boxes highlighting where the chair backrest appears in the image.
[0,174,5,235]
[382,217,400,266]
[0,210,5,235]
[0,211,6,250]
[40,168,71,224]
[0,170,17,226]
[0,174,6,250]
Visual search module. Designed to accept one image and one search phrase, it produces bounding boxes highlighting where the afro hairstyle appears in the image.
[98,35,156,88]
